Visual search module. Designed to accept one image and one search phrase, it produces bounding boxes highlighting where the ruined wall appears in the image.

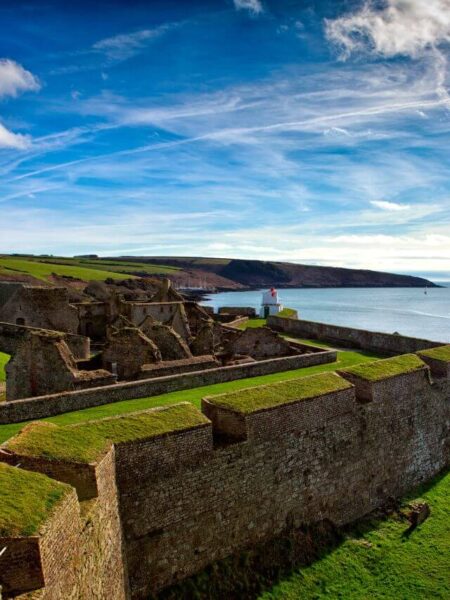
[75,301,108,340]
[0,348,335,424]
[139,320,192,360]
[0,321,89,360]
[123,302,191,341]
[5,331,114,401]
[118,367,449,598]
[102,327,161,380]
[268,315,444,354]
[225,326,295,360]
[0,286,79,334]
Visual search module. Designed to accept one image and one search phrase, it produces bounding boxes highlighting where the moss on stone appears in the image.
[206,372,352,414]
[340,354,426,382]
[5,403,208,464]
[417,345,450,363]
[0,462,70,537]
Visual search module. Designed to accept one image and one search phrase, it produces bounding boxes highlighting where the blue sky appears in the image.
[0,0,449,279]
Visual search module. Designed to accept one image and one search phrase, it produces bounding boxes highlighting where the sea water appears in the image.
[202,285,450,342]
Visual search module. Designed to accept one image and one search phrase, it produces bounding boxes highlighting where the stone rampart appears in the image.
[268,315,445,354]
[1,354,447,599]
[0,347,335,424]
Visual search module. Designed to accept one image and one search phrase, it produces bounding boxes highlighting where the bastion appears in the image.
[0,346,448,599]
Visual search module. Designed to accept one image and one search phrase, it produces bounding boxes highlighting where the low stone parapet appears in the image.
[338,354,430,403]
[417,345,450,379]
[203,372,354,442]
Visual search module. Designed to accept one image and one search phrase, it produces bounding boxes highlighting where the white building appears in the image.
[260,287,283,318]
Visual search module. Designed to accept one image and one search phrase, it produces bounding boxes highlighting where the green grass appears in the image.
[418,345,450,363]
[277,308,297,318]
[238,318,268,329]
[0,462,70,537]
[31,256,180,275]
[0,352,9,382]
[0,257,134,282]
[0,347,381,444]
[259,470,450,600]
[206,372,352,414]
[6,403,207,463]
[340,354,426,382]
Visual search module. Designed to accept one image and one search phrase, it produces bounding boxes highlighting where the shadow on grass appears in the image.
[153,470,448,600]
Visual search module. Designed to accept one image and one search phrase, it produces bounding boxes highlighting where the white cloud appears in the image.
[0,122,31,149]
[93,25,172,60]
[370,200,410,211]
[325,0,450,59]
[0,59,40,98]
[233,0,263,15]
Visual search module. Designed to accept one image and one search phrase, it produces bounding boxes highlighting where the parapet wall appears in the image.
[1,351,449,599]
[268,315,444,354]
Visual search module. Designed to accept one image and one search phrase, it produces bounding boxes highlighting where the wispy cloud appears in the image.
[92,24,175,61]
[370,200,410,211]
[0,59,40,98]
[233,0,264,16]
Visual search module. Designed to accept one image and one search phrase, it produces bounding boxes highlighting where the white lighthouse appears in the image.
[260,287,283,318]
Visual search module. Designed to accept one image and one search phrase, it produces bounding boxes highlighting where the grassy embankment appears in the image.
[0,337,380,444]
[259,470,450,600]
[0,256,179,282]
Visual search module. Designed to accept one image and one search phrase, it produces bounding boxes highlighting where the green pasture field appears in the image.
[0,256,179,282]
[259,470,450,599]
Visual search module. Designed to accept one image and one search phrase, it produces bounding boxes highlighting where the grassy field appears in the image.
[0,343,380,444]
[259,470,450,600]
[0,256,179,282]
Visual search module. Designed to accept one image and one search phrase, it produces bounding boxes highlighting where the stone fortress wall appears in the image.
[268,315,445,354]
[1,346,449,599]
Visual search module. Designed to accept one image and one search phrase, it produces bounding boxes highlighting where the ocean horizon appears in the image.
[203,285,450,342]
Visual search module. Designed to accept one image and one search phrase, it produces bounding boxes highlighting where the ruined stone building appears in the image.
[0,279,311,402]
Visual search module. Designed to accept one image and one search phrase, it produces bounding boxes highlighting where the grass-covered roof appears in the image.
[0,462,70,537]
[340,354,426,382]
[205,372,352,415]
[5,403,208,464]
[417,345,450,363]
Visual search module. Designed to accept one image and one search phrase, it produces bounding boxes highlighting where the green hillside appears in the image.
[0,256,179,282]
